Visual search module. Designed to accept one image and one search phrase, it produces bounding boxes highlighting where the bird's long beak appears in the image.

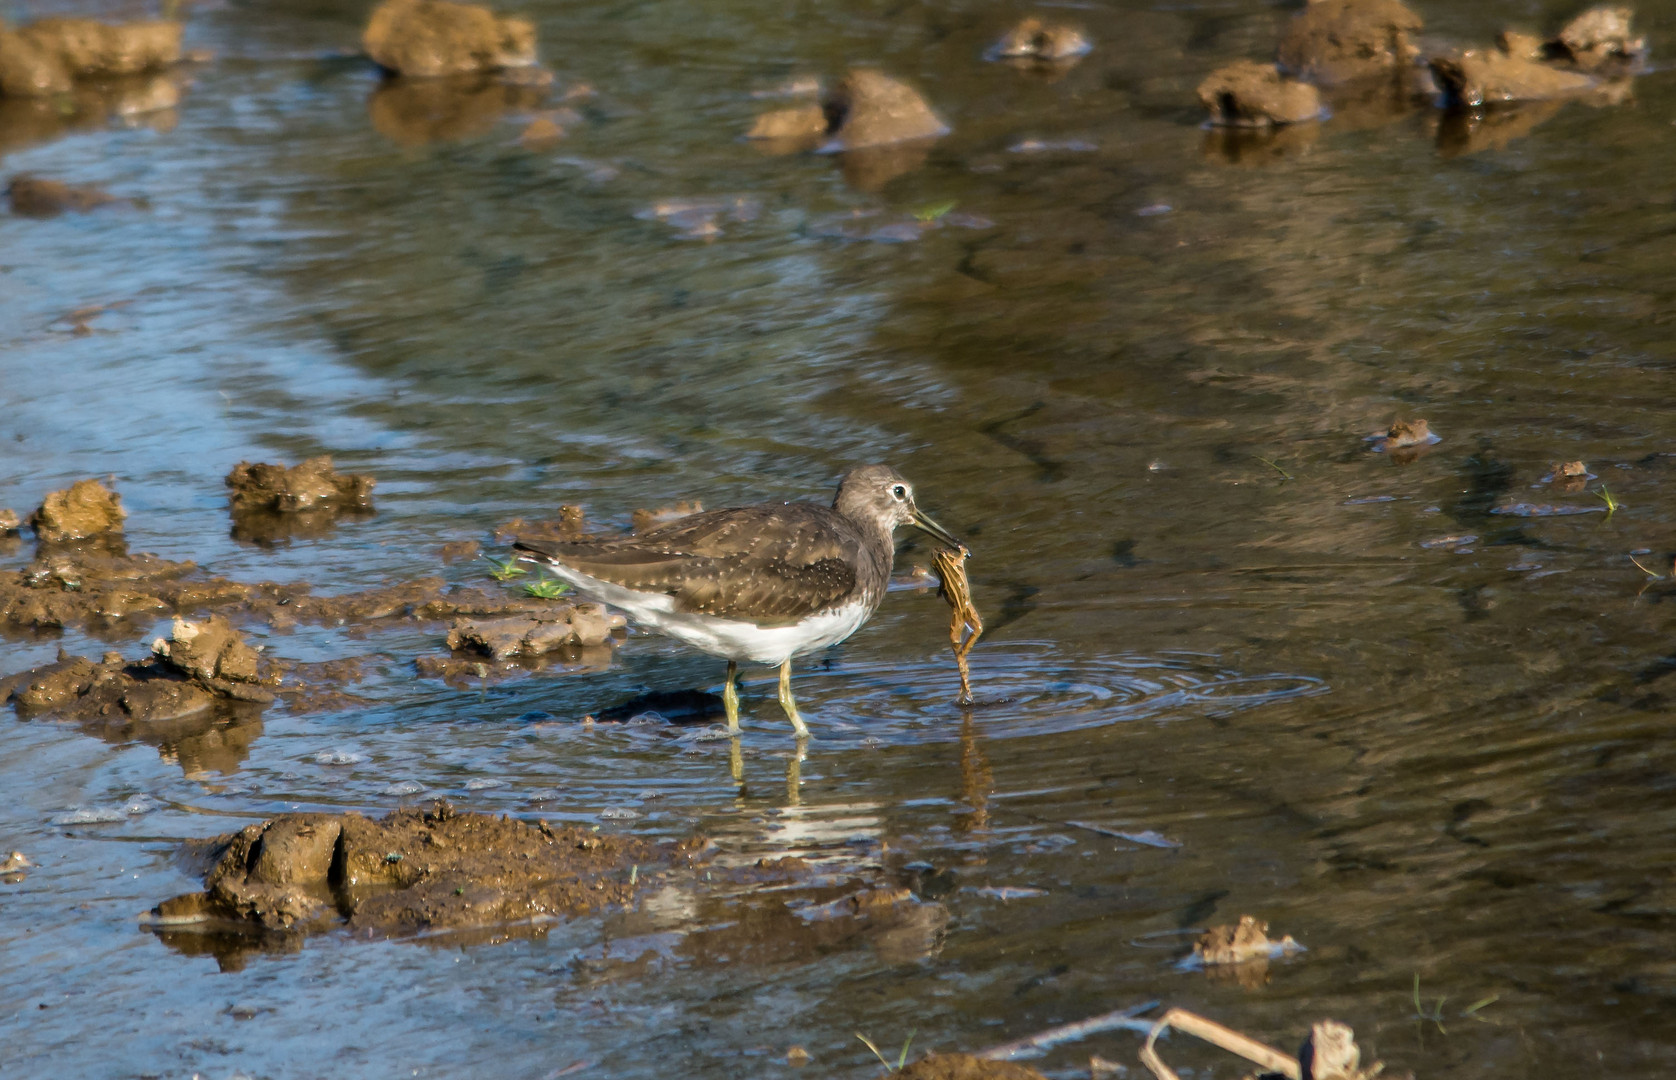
[911,507,963,551]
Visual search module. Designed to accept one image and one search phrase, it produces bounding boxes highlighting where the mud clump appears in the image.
[2,616,275,724]
[363,0,537,77]
[1429,47,1596,106]
[0,546,266,632]
[7,175,126,217]
[986,18,1092,63]
[746,104,826,143]
[225,457,374,544]
[226,457,374,514]
[746,69,947,155]
[0,17,181,97]
[445,601,614,659]
[1199,61,1324,126]
[27,478,125,541]
[495,505,584,544]
[1548,5,1646,71]
[894,1054,1047,1080]
[821,69,948,151]
[149,804,683,938]
[1194,914,1300,965]
[0,509,18,534]
[1276,0,1422,86]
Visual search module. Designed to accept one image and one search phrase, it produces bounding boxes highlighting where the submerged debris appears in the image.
[986,18,1092,64]
[362,0,537,77]
[1198,61,1325,127]
[368,72,551,145]
[146,805,686,940]
[0,17,182,97]
[1367,418,1438,457]
[6,175,126,217]
[28,478,125,542]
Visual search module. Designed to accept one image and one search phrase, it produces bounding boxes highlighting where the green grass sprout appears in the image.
[524,573,570,599]
[482,553,528,581]
[1462,993,1500,1020]
[1256,456,1293,481]
[855,1030,916,1074]
[1629,554,1666,579]
[1412,974,1448,1035]
[913,200,957,223]
[1595,485,1620,519]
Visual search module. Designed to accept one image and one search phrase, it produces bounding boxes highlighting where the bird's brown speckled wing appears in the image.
[514,504,862,624]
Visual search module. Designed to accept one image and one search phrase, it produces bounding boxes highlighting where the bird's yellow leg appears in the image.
[723,660,740,733]
[778,658,810,738]
[786,735,808,806]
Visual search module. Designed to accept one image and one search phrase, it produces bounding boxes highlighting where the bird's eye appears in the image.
[892,485,907,500]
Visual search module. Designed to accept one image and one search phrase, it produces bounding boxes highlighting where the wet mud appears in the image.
[1198,61,1324,127]
[362,0,537,77]
[894,1054,1046,1080]
[0,17,181,97]
[26,478,124,541]
[1275,0,1423,86]
[225,457,375,543]
[368,71,551,145]
[985,18,1092,65]
[2,615,274,725]
[147,803,695,959]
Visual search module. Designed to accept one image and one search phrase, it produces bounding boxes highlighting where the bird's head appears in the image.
[834,464,962,548]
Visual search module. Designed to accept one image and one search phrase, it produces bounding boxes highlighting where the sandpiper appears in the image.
[513,465,961,736]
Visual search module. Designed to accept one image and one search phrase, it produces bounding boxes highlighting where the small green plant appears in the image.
[1256,456,1293,481]
[856,1030,916,1074]
[913,199,957,223]
[1412,974,1447,1035]
[1629,554,1666,579]
[481,553,527,581]
[1596,485,1620,519]
[524,574,570,599]
[1462,993,1499,1022]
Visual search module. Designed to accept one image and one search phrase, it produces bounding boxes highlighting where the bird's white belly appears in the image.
[529,563,876,665]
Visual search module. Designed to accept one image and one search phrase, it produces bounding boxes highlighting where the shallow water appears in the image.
[6,0,1676,1076]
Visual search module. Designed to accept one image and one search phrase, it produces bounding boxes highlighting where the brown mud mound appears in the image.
[2,615,275,724]
[148,804,688,938]
[445,601,614,659]
[226,456,374,513]
[986,18,1092,63]
[1199,61,1324,126]
[0,17,181,97]
[895,1053,1046,1080]
[0,509,19,534]
[363,0,537,77]
[225,457,375,544]
[7,175,126,216]
[1276,0,1423,86]
[27,477,125,541]
[0,547,266,631]
[1429,46,1596,106]
[746,105,825,143]
[1549,5,1646,71]
[821,69,948,151]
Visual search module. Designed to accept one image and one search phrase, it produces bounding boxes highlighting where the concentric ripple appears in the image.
[794,641,1328,746]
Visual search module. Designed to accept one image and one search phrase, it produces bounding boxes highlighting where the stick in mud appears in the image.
[932,545,982,705]
[1139,1007,1299,1080]
[977,1000,1159,1061]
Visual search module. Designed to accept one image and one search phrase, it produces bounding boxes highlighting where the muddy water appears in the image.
[5,0,1676,1075]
